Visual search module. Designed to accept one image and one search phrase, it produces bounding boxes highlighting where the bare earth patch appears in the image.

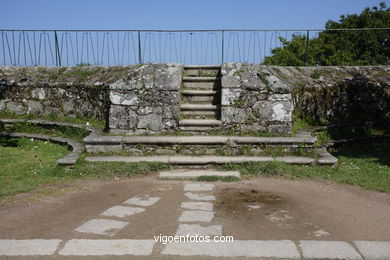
[0,174,389,259]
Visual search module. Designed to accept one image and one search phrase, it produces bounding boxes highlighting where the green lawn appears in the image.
[219,141,390,193]
[1,137,389,199]
[0,138,168,198]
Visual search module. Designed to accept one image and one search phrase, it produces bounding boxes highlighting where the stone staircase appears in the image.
[80,65,338,180]
[179,65,222,133]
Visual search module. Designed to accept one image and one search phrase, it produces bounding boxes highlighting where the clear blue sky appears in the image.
[1,0,388,30]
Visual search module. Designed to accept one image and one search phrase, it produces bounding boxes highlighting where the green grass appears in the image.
[0,137,169,198]
[291,117,315,134]
[218,141,390,193]
[1,136,389,198]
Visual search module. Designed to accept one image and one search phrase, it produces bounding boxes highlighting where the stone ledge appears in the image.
[122,136,229,144]
[85,155,315,165]
[83,135,317,146]
[231,136,317,145]
[0,132,83,166]
[183,65,221,69]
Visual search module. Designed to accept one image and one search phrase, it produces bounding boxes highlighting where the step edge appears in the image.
[183,65,221,69]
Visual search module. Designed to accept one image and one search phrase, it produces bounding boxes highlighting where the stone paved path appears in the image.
[0,177,389,259]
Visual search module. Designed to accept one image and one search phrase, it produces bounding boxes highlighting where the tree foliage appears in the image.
[263,2,390,66]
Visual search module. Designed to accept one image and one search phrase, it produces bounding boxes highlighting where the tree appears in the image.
[263,2,390,66]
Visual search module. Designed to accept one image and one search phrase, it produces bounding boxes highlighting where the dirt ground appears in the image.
[0,174,389,250]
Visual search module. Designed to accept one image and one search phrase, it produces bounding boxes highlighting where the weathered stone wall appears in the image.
[1,64,388,135]
[0,64,182,134]
[0,66,130,121]
[221,63,390,134]
[221,63,293,135]
[287,66,390,124]
[108,63,182,134]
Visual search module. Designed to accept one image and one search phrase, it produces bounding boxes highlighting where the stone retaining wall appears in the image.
[221,64,389,134]
[1,64,388,135]
[0,66,125,121]
[108,63,182,134]
[221,63,293,135]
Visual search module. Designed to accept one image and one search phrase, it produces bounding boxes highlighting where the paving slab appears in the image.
[181,202,213,211]
[0,239,61,256]
[59,239,155,256]
[178,210,214,222]
[354,241,390,260]
[101,206,145,218]
[123,196,160,206]
[161,240,300,258]
[74,219,128,236]
[175,224,222,236]
[159,170,240,180]
[184,183,215,191]
[300,240,362,259]
[185,192,215,201]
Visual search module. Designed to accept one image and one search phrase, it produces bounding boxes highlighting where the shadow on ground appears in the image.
[332,140,390,166]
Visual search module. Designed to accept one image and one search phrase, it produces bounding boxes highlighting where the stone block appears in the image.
[221,75,241,88]
[137,114,163,131]
[6,101,26,115]
[221,107,249,124]
[221,88,242,106]
[268,124,291,135]
[253,101,292,122]
[27,100,43,114]
[109,90,139,106]
[31,88,46,99]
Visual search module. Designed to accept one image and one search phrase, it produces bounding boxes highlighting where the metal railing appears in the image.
[0,28,389,66]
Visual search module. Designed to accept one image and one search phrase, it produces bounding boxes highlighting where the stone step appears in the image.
[84,135,317,146]
[181,90,219,103]
[159,170,240,180]
[180,104,218,111]
[184,68,220,77]
[181,111,218,119]
[179,119,222,127]
[183,65,221,69]
[183,77,219,82]
[179,126,219,132]
[85,156,316,165]
[181,90,217,96]
[182,95,215,103]
[84,135,317,156]
[182,81,218,90]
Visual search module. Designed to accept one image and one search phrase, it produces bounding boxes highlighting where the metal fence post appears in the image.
[305,30,309,66]
[54,30,61,66]
[221,30,224,64]
[138,31,142,64]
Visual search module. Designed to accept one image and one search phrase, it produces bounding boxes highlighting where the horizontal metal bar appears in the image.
[0,28,390,32]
